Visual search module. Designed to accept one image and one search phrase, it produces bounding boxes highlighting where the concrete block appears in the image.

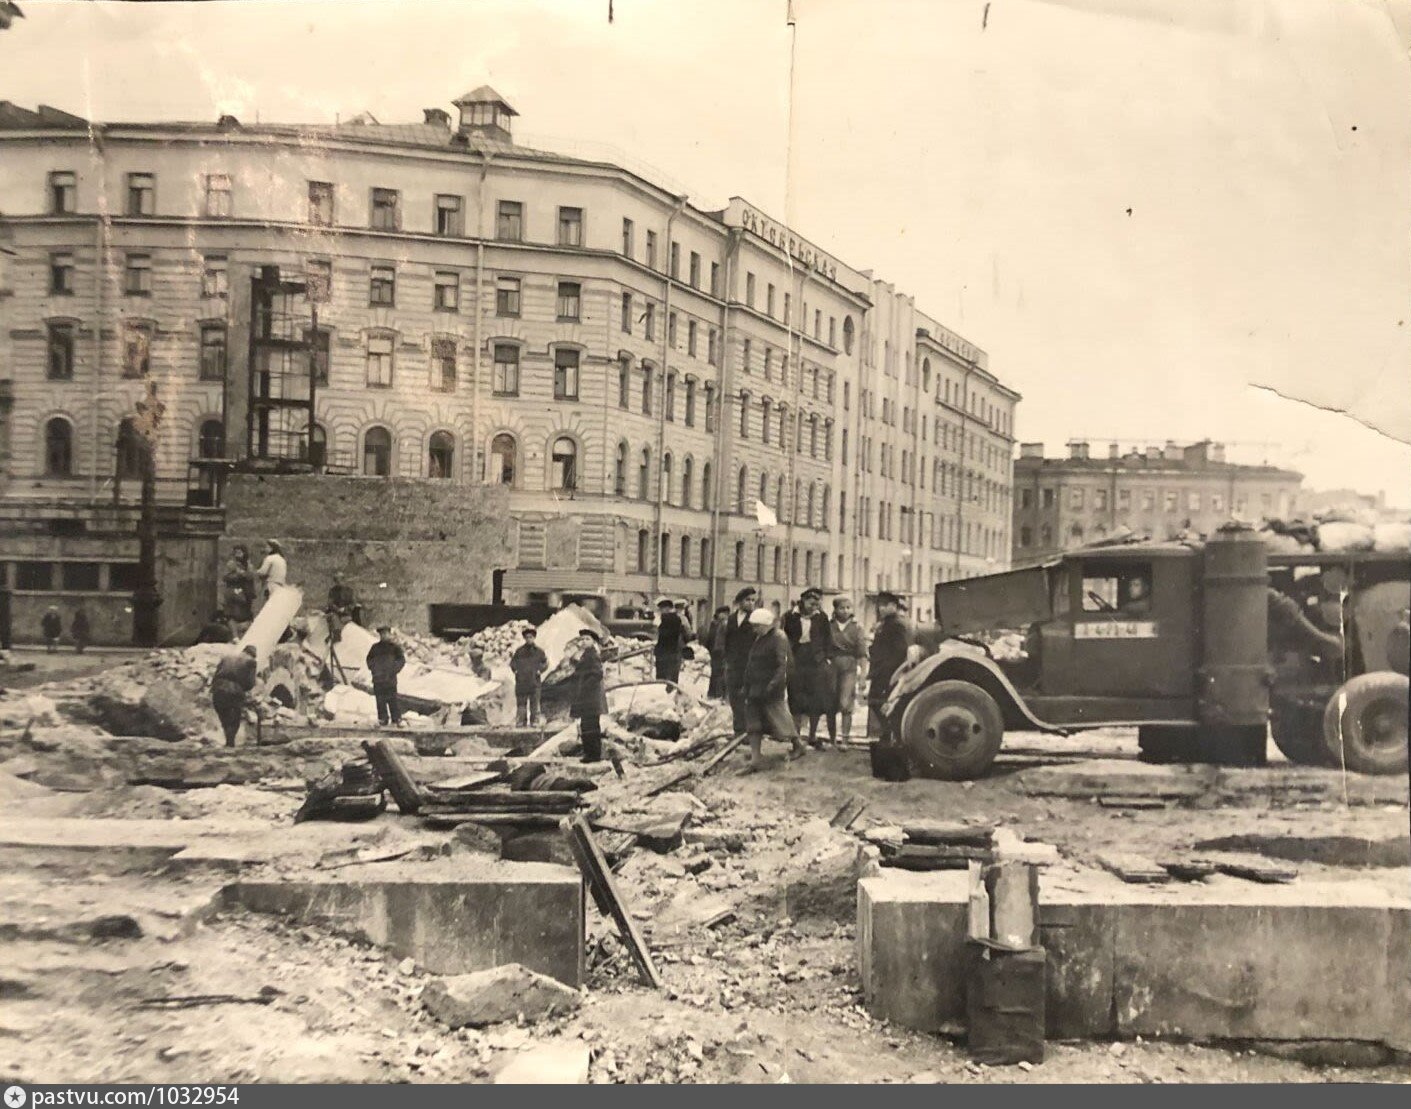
[224,857,584,987]
[494,1042,590,1084]
[1038,900,1115,1039]
[857,872,970,1033]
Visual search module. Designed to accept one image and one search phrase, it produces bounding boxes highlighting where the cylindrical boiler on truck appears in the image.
[1198,522,1270,726]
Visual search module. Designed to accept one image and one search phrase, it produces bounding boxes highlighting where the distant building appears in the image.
[1292,487,1406,522]
[1012,440,1303,566]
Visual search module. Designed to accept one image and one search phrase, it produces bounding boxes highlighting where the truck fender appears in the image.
[885,650,1050,731]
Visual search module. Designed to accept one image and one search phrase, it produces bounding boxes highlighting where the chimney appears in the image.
[1183,441,1210,466]
[1211,442,1226,463]
[1019,442,1045,460]
[1163,440,1182,462]
[423,107,451,128]
[1108,442,1120,459]
[1145,445,1162,462]
[1067,441,1090,460]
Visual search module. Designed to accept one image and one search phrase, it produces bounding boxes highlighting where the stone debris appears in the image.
[422,963,582,1029]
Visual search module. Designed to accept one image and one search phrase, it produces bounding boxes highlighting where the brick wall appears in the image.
[220,473,514,633]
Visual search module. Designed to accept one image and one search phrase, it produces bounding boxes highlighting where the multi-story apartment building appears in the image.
[0,89,1019,640]
[1011,440,1303,567]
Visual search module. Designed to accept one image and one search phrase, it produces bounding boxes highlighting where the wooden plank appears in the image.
[829,794,868,830]
[698,733,747,777]
[418,812,561,830]
[901,821,994,847]
[362,739,424,814]
[1097,796,1168,810]
[419,789,583,808]
[1216,859,1297,884]
[882,843,992,864]
[642,767,694,798]
[425,771,507,792]
[565,815,662,989]
[1159,858,1220,882]
[1097,852,1172,884]
[880,855,973,872]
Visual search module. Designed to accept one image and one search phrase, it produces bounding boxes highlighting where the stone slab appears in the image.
[223,858,584,987]
[858,867,1411,1048]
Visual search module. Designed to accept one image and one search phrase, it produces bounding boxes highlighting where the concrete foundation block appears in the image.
[857,872,969,1034]
[1038,900,1115,1039]
[223,858,584,987]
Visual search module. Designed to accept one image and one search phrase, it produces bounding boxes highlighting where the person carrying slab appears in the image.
[210,644,258,747]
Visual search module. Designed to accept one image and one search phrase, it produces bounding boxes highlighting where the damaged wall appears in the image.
[220,473,515,633]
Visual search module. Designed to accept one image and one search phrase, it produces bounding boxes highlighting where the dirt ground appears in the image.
[1,657,1409,1084]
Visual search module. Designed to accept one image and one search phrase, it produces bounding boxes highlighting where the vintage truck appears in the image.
[882,523,1410,779]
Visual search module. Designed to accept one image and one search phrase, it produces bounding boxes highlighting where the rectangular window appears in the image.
[554,348,580,400]
[204,173,232,217]
[306,327,330,384]
[431,337,457,392]
[124,253,151,296]
[1164,491,1179,512]
[646,230,658,269]
[644,302,656,341]
[15,561,54,591]
[493,343,520,396]
[496,200,523,241]
[61,562,102,592]
[435,193,464,236]
[1142,490,1156,511]
[370,187,400,230]
[126,172,155,216]
[557,206,583,247]
[1042,488,1055,509]
[122,322,151,378]
[305,259,332,303]
[685,380,696,427]
[369,264,395,306]
[1118,489,1132,510]
[814,308,821,339]
[365,334,394,387]
[687,320,697,357]
[46,322,75,380]
[767,283,776,316]
[201,254,228,299]
[622,217,634,257]
[1211,493,1225,512]
[746,272,756,307]
[556,281,581,321]
[1020,488,1034,509]
[433,270,460,312]
[109,563,140,592]
[495,275,521,317]
[1095,489,1109,510]
[784,292,790,322]
[688,251,700,288]
[829,317,837,347]
[48,170,76,214]
[670,241,680,279]
[1070,488,1085,510]
[668,313,678,347]
[198,324,227,381]
[708,328,719,366]
[308,180,334,225]
[742,338,752,374]
[709,262,720,297]
[49,252,74,295]
[618,357,631,409]
[1187,492,1201,511]
[621,291,632,333]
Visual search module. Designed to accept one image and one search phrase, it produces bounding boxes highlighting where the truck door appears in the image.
[1047,554,1198,700]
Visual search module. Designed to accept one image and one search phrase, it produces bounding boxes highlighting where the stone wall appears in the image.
[220,473,515,633]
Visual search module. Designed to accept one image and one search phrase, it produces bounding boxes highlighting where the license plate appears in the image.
[1074,620,1157,640]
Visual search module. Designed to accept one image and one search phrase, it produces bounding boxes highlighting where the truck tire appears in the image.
[900,680,1004,780]
[1270,701,1331,767]
[1320,672,1409,776]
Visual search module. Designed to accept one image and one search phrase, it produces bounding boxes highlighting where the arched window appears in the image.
[821,484,831,525]
[700,538,711,579]
[428,431,455,479]
[810,415,819,458]
[44,417,73,476]
[637,529,650,572]
[618,355,631,409]
[761,398,773,445]
[680,535,690,575]
[306,423,327,469]
[843,316,854,354]
[490,433,516,485]
[363,426,392,477]
[806,483,815,527]
[703,383,717,432]
[777,476,787,521]
[772,547,781,583]
[661,451,673,504]
[664,371,677,422]
[660,531,671,575]
[551,436,577,491]
[641,363,654,415]
[638,447,651,500]
[701,462,712,511]
[116,417,143,481]
[739,391,750,438]
[198,418,225,459]
[614,441,628,496]
[805,550,814,583]
[681,456,694,509]
[922,358,931,392]
[759,471,769,507]
[736,465,748,513]
[734,541,745,579]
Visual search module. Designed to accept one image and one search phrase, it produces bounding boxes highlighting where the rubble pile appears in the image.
[1258,513,1411,555]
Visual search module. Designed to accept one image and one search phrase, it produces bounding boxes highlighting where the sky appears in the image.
[4,0,1409,505]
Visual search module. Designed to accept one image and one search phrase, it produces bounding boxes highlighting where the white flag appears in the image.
[755,499,778,528]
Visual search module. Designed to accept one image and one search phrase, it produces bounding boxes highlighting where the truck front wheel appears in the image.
[1320,672,1409,776]
[900,680,1004,780]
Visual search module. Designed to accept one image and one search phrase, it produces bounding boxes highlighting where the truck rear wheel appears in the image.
[900,680,1004,780]
[1320,672,1409,776]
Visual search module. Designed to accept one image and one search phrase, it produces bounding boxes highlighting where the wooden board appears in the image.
[1216,859,1297,884]
[1159,858,1219,881]
[1097,852,1171,884]
[565,815,662,989]
[362,739,424,814]
[901,821,994,847]
[426,771,507,792]
[829,794,869,830]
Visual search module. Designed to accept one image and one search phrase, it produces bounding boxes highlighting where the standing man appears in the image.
[256,540,288,610]
[197,610,235,644]
[210,644,259,747]
[742,608,806,764]
[71,605,91,655]
[510,626,549,726]
[867,591,913,742]
[782,588,835,748]
[704,604,731,700]
[568,628,609,763]
[222,545,256,633]
[326,570,360,643]
[41,605,62,652]
[723,587,758,737]
[365,624,406,728]
[654,597,687,684]
[829,596,867,745]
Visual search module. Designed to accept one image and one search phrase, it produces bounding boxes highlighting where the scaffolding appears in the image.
[247,265,319,467]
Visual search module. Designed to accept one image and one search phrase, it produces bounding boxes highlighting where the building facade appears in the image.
[0,90,1019,640]
[1011,440,1303,566]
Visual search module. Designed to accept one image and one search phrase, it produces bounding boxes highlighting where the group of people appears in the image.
[704,586,913,766]
[40,604,91,654]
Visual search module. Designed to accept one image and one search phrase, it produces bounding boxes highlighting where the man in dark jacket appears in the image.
[654,597,688,683]
[704,605,731,700]
[365,625,406,727]
[782,587,835,747]
[743,608,805,764]
[197,611,235,644]
[723,587,759,735]
[326,571,361,643]
[41,605,62,652]
[509,626,549,725]
[867,592,913,741]
[568,629,609,762]
[211,644,259,747]
[71,606,91,654]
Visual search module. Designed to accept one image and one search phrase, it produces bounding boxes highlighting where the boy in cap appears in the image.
[210,644,259,747]
[703,604,731,700]
[365,625,406,727]
[568,628,609,762]
[829,596,867,743]
[743,608,805,763]
[723,587,758,734]
[510,626,549,725]
[654,597,687,683]
[867,591,913,741]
